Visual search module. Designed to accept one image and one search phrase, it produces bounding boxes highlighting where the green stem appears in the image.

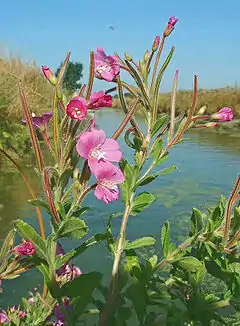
[66,183,97,218]
[98,194,134,326]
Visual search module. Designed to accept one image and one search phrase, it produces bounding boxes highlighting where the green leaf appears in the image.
[151,115,168,137]
[190,208,204,236]
[131,192,155,216]
[56,217,88,240]
[136,165,176,187]
[161,221,170,258]
[124,237,156,250]
[148,255,158,268]
[28,199,49,212]
[62,272,102,298]
[174,256,203,273]
[58,168,72,189]
[55,233,108,269]
[14,220,47,260]
[0,229,15,260]
[55,201,66,220]
[125,250,140,273]
[71,206,90,218]
[120,159,138,204]
[2,131,10,138]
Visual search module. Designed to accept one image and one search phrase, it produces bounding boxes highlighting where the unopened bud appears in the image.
[152,36,160,52]
[41,66,57,86]
[163,16,178,37]
[205,122,217,128]
[73,168,80,180]
[144,50,150,62]
[124,53,132,61]
[198,105,207,115]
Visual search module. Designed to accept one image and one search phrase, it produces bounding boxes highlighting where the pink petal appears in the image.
[110,166,125,184]
[95,48,107,64]
[101,138,122,162]
[94,162,124,184]
[95,184,119,203]
[76,129,106,159]
[88,91,105,107]
[101,70,115,82]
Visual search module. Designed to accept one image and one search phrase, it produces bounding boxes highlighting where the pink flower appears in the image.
[0,311,9,323]
[164,16,178,37]
[168,16,178,27]
[41,66,57,86]
[94,48,120,82]
[53,298,71,325]
[88,91,112,110]
[22,112,52,132]
[14,240,36,256]
[66,97,87,120]
[76,128,122,173]
[94,162,125,204]
[28,297,35,304]
[8,306,26,319]
[152,36,160,52]
[211,107,234,122]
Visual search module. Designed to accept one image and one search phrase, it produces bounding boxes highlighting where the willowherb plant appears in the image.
[0,16,239,326]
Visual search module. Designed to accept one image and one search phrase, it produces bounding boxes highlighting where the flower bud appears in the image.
[197,105,207,115]
[144,50,150,62]
[152,36,160,52]
[73,168,80,180]
[163,16,178,37]
[124,53,132,61]
[41,66,57,86]
[205,122,217,128]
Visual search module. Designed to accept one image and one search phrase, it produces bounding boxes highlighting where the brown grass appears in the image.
[113,87,240,118]
[0,57,52,121]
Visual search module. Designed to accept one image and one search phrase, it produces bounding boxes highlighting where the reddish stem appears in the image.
[41,131,54,154]
[192,115,211,122]
[224,176,240,242]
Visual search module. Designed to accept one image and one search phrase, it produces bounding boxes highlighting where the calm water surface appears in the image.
[0,109,239,307]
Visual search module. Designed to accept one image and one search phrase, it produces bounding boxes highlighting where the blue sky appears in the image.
[0,0,239,92]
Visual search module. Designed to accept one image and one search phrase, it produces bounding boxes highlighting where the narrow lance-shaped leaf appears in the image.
[131,192,156,216]
[56,217,88,240]
[18,81,44,171]
[85,51,95,100]
[124,237,156,250]
[152,47,175,126]
[136,165,176,187]
[161,221,170,257]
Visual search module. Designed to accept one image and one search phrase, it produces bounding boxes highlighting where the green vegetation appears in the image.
[113,87,240,118]
[56,60,83,93]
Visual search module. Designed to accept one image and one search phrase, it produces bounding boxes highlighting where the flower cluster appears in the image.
[56,243,82,282]
[0,306,26,324]
[76,127,124,203]
[13,240,36,257]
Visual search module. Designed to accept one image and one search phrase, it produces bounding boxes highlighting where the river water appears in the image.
[0,109,239,308]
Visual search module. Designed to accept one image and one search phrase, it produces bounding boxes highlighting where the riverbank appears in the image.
[112,87,240,119]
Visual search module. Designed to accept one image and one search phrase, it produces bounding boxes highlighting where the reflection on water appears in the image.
[0,109,239,306]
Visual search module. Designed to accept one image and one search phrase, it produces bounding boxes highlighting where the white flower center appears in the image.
[72,107,82,118]
[96,64,111,74]
[100,180,118,190]
[90,146,107,161]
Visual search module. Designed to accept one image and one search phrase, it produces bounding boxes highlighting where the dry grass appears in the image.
[0,57,52,121]
[113,87,240,118]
